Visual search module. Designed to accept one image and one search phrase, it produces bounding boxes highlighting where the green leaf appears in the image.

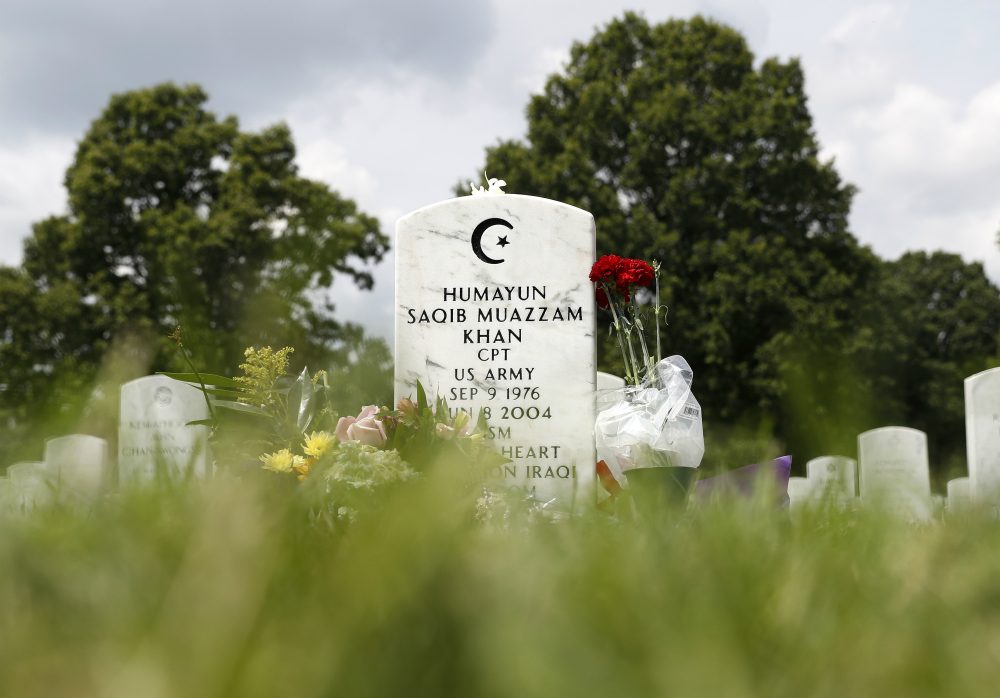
[202,388,244,400]
[416,381,428,410]
[212,400,270,418]
[434,395,449,423]
[289,366,314,432]
[159,372,242,389]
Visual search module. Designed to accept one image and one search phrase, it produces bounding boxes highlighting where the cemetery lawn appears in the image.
[1,477,999,697]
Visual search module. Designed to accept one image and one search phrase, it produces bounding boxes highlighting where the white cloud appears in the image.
[838,79,1000,277]
[291,134,379,209]
[0,134,75,266]
[4,0,1000,344]
[827,2,900,45]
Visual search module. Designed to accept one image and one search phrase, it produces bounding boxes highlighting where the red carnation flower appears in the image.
[589,254,623,283]
[595,286,611,309]
[616,258,654,292]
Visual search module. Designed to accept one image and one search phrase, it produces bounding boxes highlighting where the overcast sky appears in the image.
[3,0,1000,343]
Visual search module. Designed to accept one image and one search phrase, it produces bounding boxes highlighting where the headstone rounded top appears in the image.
[806,455,856,474]
[396,194,596,226]
[6,462,47,480]
[965,366,1000,386]
[948,477,970,492]
[121,374,175,390]
[44,434,108,449]
[858,426,926,439]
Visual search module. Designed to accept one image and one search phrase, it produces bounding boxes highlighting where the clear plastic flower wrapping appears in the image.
[595,355,705,488]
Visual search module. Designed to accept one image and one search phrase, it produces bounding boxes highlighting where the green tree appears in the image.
[1,83,388,461]
[463,13,875,448]
[859,252,1000,472]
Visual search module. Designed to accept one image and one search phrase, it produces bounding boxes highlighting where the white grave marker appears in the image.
[965,367,1000,501]
[44,435,109,503]
[395,193,596,505]
[596,372,626,391]
[6,461,53,512]
[947,477,972,513]
[806,456,857,501]
[787,476,816,510]
[858,427,931,519]
[119,375,210,484]
[595,371,626,414]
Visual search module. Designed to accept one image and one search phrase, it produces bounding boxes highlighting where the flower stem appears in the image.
[604,282,638,385]
[630,302,655,384]
[170,327,216,423]
[653,261,662,366]
[620,314,643,387]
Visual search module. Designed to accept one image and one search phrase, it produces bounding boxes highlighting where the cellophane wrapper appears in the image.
[595,355,705,490]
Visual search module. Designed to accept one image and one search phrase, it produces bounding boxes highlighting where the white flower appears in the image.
[469,172,506,196]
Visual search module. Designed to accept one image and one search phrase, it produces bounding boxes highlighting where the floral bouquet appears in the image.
[163,337,504,526]
[590,255,705,502]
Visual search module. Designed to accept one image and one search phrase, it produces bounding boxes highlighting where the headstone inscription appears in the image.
[6,461,52,512]
[44,435,109,503]
[858,427,931,519]
[965,367,1000,501]
[119,375,210,484]
[394,194,597,505]
[806,456,857,501]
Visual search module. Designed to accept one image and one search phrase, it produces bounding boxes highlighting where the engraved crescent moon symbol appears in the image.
[471,217,513,264]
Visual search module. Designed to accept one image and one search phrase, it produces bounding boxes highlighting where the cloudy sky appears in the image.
[2,0,999,342]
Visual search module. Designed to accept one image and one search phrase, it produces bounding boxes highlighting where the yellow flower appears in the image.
[293,458,314,482]
[303,430,336,459]
[260,449,304,474]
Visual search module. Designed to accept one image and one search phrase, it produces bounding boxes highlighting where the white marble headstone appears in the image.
[965,367,1000,502]
[119,375,210,484]
[44,435,109,503]
[394,194,596,506]
[858,427,931,519]
[787,476,816,510]
[806,455,857,501]
[6,461,53,512]
[946,476,972,513]
[595,371,627,414]
[596,372,626,391]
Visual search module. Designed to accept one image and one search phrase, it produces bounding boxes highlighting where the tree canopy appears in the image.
[467,14,871,415]
[0,83,388,460]
[464,13,1000,470]
[860,252,1000,464]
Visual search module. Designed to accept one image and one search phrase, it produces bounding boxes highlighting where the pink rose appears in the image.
[335,405,387,447]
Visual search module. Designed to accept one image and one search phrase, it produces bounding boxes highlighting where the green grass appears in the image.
[2,473,999,698]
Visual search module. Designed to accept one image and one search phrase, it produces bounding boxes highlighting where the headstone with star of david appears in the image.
[964,367,1000,502]
[858,426,931,520]
[806,455,857,502]
[119,375,211,484]
[394,187,597,506]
